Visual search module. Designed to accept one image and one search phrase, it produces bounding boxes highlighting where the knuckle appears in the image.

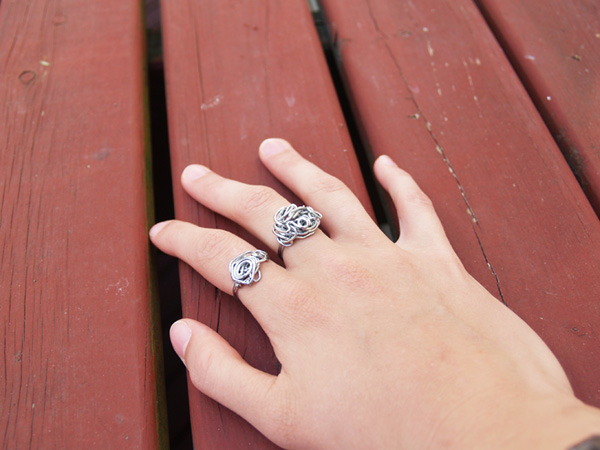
[432,251,469,281]
[191,230,234,262]
[187,346,217,391]
[308,174,347,196]
[400,185,434,208]
[282,281,327,326]
[238,185,279,218]
[326,253,377,292]
[318,248,410,298]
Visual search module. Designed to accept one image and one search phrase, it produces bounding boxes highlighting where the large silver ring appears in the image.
[229,250,269,299]
[273,204,322,259]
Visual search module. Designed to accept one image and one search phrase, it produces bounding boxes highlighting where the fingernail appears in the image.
[378,155,398,167]
[182,164,210,181]
[170,320,192,363]
[149,221,169,237]
[259,138,288,156]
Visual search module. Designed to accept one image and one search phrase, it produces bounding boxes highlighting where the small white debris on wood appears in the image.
[201,94,223,110]
[427,39,434,57]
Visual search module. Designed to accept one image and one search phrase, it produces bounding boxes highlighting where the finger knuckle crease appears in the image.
[189,349,218,390]
[310,175,346,195]
[239,186,278,217]
[193,231,233,261]
[402,188,433,207]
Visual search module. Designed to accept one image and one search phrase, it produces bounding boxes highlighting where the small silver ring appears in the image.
[273,204,322,259]
[229,250,269,299]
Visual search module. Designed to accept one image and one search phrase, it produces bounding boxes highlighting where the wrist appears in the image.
[435,390,600,450]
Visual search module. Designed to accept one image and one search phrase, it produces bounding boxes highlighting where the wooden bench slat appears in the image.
[161,0,372,447]
[320,0,600,405]
[476,0,600,214]
[0,1,165,447]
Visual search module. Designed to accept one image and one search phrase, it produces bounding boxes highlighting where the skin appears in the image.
[150,138,600,449]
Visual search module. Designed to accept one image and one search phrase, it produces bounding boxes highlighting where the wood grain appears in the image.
[319,0,600,405]
[476,0,600,214]
[0,0,165,447]
[161,0,372,447]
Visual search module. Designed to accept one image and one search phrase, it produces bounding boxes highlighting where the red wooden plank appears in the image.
[0,1,165,448]
[161,0,372,447]
[319,0,600,405]
[476,0,600,214]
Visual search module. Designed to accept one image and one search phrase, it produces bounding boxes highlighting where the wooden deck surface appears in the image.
[477,0,600,214]
[0,0,165,448]
[319,0,600,406]
[2,0,599,447]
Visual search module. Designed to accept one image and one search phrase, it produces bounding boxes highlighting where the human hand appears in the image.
[150,139,600,449]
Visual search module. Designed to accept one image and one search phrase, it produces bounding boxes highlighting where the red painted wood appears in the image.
[0,1,164,448]
[161,0,372,447]
[319,0,600,405]
[476,0,600,214]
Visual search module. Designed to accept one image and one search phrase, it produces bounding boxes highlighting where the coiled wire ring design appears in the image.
[229,250,269,299]
[273,204,322,259]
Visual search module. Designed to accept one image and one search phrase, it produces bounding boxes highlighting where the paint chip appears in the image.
[427,40,434,56]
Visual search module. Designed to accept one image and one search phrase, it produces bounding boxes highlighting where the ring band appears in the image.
[229,250,269,299]
[273,204,322,259]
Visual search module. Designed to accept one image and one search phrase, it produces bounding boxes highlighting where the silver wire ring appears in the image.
[273,204,322,259]
[229,250,269,299]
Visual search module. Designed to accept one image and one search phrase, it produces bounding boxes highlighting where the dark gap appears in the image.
[146,7,194,450]
[311,3,395,238]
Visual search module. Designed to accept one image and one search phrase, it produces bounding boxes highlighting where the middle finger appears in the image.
[180,164,329,263]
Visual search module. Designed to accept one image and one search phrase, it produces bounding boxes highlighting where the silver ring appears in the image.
[273,204,322,259]
[229,250,269,299]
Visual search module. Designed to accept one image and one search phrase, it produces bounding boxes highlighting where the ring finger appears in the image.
[149,219,294,329]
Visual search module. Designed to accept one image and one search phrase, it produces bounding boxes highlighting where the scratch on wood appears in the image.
[215,289,222,333]
[217,403,225,433]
